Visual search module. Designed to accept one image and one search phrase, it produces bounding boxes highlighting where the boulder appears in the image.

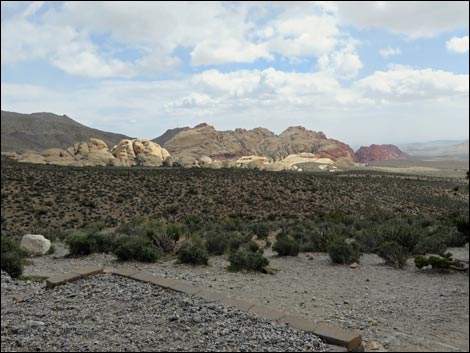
[198,156,213,167]
[20,234,51,256]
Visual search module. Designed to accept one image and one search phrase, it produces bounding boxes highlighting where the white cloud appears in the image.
[355,67,469,102]
[446,36,469,53]
[334,1,469,38]
[379,47,401,58]
[191,39,273,66]
[317,47,363,79]
[2,65,468,144]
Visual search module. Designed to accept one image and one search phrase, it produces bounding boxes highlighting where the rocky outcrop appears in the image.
[159,123,357,165]
[9,138,171,167]
[20,234,51,256]
[111,139,170,167]
[356,144,408,163]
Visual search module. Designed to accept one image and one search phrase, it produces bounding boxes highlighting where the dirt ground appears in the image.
[25,245,469,352]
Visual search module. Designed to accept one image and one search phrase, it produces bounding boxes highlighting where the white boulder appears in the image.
[20,234,51,256]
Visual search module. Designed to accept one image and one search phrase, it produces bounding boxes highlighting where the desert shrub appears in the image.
[250,223,274,240]
[414,234,447,256]
[415,253,464,270]
[148,231,177,254]
[1,237,27,278]
[227,247,269,272]
[273,232,300,256]
[376,241,409,269]
[47,243,56,255]
[205,231,228,255]
[65,232,93,255]
[327,239,361,264]
[243,240,261,253]
[227,232,251,253]
[379,220,423,254]
[113,236,161,262]
[295,225,344,253]
[87,232,116,253]
[65,231,116,255]
[454,216,469,243]
[177,236,209,265]
[354,227,383,253]
[165,223,183,243]
[222,218,244,232]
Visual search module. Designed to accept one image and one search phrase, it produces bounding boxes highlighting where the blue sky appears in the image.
[1,1,469,145]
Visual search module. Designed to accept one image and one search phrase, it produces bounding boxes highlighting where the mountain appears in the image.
[401,140,469,159]
[356,144,408,163]
[155,123,356,163]
[152,126,191,146]
[1,110,130,152]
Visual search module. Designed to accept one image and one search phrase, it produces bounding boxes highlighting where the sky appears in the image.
[1,1,469,146]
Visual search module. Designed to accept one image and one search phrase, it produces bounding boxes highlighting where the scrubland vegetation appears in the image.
[1,158,468,277]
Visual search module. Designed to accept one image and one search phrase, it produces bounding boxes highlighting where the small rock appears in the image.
[350,262,359,269]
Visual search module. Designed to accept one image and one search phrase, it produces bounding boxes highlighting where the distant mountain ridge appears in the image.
[2,110,412,164]
[401,140,469,159]
[1,110,130,152]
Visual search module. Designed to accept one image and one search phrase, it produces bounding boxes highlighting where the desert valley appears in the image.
[1,1,469,353]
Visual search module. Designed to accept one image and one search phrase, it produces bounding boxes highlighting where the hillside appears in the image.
[1,110,130,152]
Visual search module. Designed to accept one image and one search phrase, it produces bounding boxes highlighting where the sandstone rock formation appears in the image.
[158,123,357,165]
[8,138,170,167]
[111,138,170,167]
[20,234,51,256]
[356,144,408,163]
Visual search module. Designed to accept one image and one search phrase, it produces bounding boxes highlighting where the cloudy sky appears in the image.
[1,1,469,145]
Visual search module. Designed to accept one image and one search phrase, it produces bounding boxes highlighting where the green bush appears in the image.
[327,239,362,265]
[47,243,56,255]
[250,223,273,240]
[377,241,409,269]
[379,221,422,254]
[205,232,228,255]
[414,234,447,256]
[177,236,209,265]
[65,231,116,256]
[273,232,300,256]
[113,236,161,262]
[415,253,464,270]
[227,232,251,253]
[65,232,92,255]
[227,247,269,272]
[1,237,27,278]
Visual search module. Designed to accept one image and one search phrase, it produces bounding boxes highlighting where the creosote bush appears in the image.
[113,236,161,262]
[327,238,362,265]
[65,231,115,256]
[376,241,408,269]
[273,232,300,256]
[1,237,27,278]
[227,247,269,272]
[177,236,209,265]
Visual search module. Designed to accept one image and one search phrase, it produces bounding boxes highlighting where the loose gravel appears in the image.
[24,244,470,352]
[1,272,327,352]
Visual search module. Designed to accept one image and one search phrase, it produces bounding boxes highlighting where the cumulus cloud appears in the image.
[355,67,469,102]
[2,64,468,144]
[334,1,469,38]
[379,47,401,58]
[446,36,469,53]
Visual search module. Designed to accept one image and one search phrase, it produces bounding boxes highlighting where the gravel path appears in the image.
[1,272,327,352]
[24,245,470,352]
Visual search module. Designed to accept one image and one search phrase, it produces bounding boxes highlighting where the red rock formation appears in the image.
[356,144,408,162]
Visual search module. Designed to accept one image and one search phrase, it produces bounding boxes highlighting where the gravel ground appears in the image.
[1,272,327,352]
[23,245,470,352]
